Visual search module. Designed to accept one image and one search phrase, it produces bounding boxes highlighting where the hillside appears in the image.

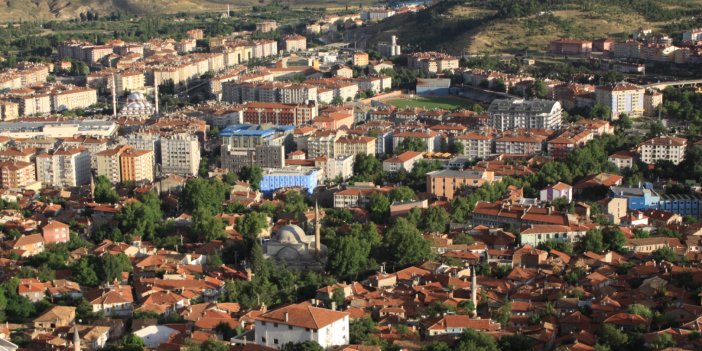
[355,0,702,55]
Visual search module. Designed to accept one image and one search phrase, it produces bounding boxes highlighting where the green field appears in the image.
[386,96,475,110]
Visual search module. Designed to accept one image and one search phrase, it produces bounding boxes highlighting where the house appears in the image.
[33,306,76,330]
[382,151,423,172]
[424,315,501,336]
[253,303,349,349]
[41,220,70,244]
[86,284,134,317]
[133,325,181,348]
[540,182,572,203]
[609,151,637,169]
[18,278,46,302]
[12,233,44,257]
[622,237,683,253]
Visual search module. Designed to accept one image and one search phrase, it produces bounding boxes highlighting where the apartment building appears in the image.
[6,92,52,116]
[353,52,369,66]
[0,160,36,189]
[120,148,155,183]
[256,21,278,33]
[186,29,204,40]
[408,52,459,74]
[644,89,663,117]
[454,133,493,161]
[282,35,307,52]
[160,133,201,176]
[495,134,545,155]
[50,86,98,112]
[112,71,145,95]
[252,40,278,58]
[595,83,645,118]
[334,136,376,158]
[219,124,289,172]
[307,131,343,159]
[0,101,19,121]
[638,136,687,165]
[488,99,563,131]
[96,145,131,183]
[426,169,496,200]
[242,102,318,126]
[259,167,319,195]
[382,151,423,172]
[549,39,593,55]
[35,148,91,187]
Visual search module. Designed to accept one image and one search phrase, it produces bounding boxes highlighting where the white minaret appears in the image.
[111,73,117,117]
[471,264,478,317]
[154,81,160,116]
[73,326,80,351]
[314,200,321,254]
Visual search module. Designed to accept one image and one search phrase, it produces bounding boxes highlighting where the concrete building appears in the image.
[35,148,91,187]
[333,136,376,158]
[253,303,349,349]
[96,145,131,184]
[219,124,292,172]
[283,35,307,52]
[488,99,562,131]
[416,78,451,96]
[644,89,663,117]
[638,136,687,165]
[256,21,279,33]
[243,102,318,127]
[0,101,19,121]
[426,169,495,200]
[393,131,441,153]
[683,28,702,42]
[0,120,116,139]
[549,39,593,55]
[378,35,401,57]
[595,83,645,119]
[383,151,424,172]
[520,224,588,246]
[120,148,155,183]
[454,133,493,161]
[260,166,319,195]
[160,133,201,176]
[353,52,369,66]
[0,160,36,189]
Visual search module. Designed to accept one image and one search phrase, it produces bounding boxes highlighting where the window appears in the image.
[289,326,293,330]
[261,337,266,343]
[274,339,279,345]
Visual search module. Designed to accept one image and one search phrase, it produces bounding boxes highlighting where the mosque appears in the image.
[263,204,327,270]
[119,92,156,119]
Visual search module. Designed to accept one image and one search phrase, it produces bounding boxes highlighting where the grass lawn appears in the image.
[386,96,475,110]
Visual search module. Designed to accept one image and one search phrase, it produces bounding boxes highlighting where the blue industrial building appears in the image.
[260,167,320,195]
[610,186,702,218]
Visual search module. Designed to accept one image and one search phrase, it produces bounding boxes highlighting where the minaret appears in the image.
[111,73,117,118]
[73,325,80,351]
[314,200,321,254]
[154,81,160,116]
[470,264,478,317]
[227,4,230,17]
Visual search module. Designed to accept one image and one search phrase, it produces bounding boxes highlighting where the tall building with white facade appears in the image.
[639,136,687,165]
[595,83,645,119]
[160,133,201,176]
[35,148,91,187]
[488,99,562,131]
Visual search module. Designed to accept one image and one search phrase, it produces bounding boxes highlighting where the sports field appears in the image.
[386,96,475,110]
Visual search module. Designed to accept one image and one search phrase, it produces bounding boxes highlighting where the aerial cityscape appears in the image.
[1,0,702,350]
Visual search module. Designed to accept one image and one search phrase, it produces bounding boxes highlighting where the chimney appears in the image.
[284,312,289,322]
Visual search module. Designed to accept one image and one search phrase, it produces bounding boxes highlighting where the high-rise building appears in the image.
[35,148,91,187]
[487,99,563,131]
[160,133,201,176]
[595,83,645,119]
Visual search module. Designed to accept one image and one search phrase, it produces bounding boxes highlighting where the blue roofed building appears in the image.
[220,124,294,172]
[260,166,320,195]
[610,186,660,210]
[655,193,702,219]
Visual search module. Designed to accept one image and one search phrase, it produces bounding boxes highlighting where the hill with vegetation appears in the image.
[358,0,702,55]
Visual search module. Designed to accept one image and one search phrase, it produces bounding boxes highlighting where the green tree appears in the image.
[102,253,133,283]
[367,192,390,223]
[422,206,450,232]
[627,304,652,319]
[590,103,612,120]
[602,227,626,252]
[239,165,263,191]
[72,257,99,286]
[388,186,416,202]
[492,301,512,327]
[281,341,324,351]
[282,191,308,219]
[616,113,633,129]
[581,228,605,253]
[181,178,227,214]
[94,175,119,203]
[353,154,382,182]
[121,334,145,351]
[191,207,226,242]
[456,329,499,351]
[117,191,163,241]
[384,218,431,266]
[448,140,465,155]
[649,334,675,349]
[350,317,377,344]
[498,334,534,351]
[652,246,678,263]
[328,234,366,279]
[396,137,428,153]
[598,324,628,348]
[453,233,475,245]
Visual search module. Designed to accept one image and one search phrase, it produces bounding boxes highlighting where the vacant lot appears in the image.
[387,96,475,110]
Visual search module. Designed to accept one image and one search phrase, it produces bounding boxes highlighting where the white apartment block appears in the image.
[638,136,687,165]
[595,83,645,119]
[35,148,91,187]
[160,133,201,176]
[488,99,562,131]
[454,133,493,161]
